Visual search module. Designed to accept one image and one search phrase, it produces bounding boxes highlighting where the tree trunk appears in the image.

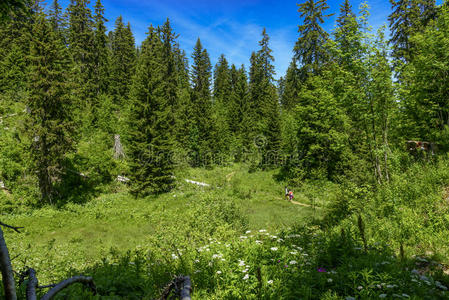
[0,226,17,300]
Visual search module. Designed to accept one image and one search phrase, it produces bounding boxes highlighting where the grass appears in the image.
[1,164,322,283]
[2,163,449,298]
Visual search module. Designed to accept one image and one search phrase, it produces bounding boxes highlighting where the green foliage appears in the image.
[189,38,214,166]
[389,0,437,68]
[26,10,73,204]
[292,75,353,181]
[109,16,136,104]
[2,164,449,298]
[295,0,333,80]
[401,4,449,149]
[127,26,174,196]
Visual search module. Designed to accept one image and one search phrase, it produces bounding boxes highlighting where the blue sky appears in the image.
[44,0,441,79]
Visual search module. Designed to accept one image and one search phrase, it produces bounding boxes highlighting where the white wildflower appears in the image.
[255,240,263,244]
[267,280,273,284]
[243,274,249,280]
[357,286,363,290]
[270,247,278,251]
[246,230,251,234]
[289,260,297,265]
[238,260,245,266]
[327,278,333,283]
[171,254,178,260]
[216,270,222,274]
[379,294,387,298]
[240,236,248,239]
[259,229,267,233]
[290,251,298,255]
[194,259,200,263]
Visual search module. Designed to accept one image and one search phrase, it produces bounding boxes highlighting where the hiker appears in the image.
[285,186,289,200]
[288,190,294,201]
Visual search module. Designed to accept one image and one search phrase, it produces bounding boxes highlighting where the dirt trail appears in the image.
[289,200,313,207]
[282,198,321,209]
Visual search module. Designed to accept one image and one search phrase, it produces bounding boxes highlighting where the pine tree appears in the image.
[68,0,96,103]
[0,1,34,92]
[49,0,63,32]
[388,0,436,67]
[26,9,72,204]
[248,29,281,168]
[294,0,333,80]
[92,0,109,95]
[110,16,136,104]
[160,18,178,109]
[401,4,449,150]
[281,58,300,110]
[293,75,352,181]
[190,38,213,166]
[128,25,174,196]
[213,54,231,104]
[172,41,193,158]
[334,0,363,69]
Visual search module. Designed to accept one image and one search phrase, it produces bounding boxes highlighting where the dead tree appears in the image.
[113,134,125,159]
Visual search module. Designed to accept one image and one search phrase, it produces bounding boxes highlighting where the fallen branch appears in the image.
[40,276,96,300]
[0,222,23,233]
[159,276,192,300]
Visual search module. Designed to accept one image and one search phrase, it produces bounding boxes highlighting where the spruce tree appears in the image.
[213,54,231,104]
[49,0,63,32]
[172,42,193,158]
[190,38,213,166]
[110,16,136,104]
[26,9,72,204]
[128,25,174,196]
[160,18,178,109]
[248,29,281,168]
[334,0,363,69]
[294,0,333,80]
[93,0,109,95]
[401,4,449,149]
[388,0,436,68]
[67,0,96,103]
[0,1,34,92]
[281,58,300,110]
[294,75,352,181]
[227,64,250,160]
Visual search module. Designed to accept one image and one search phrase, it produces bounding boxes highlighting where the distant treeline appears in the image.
[0,0,447,204]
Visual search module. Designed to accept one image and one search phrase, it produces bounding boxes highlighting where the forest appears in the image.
[1,0,449,298]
